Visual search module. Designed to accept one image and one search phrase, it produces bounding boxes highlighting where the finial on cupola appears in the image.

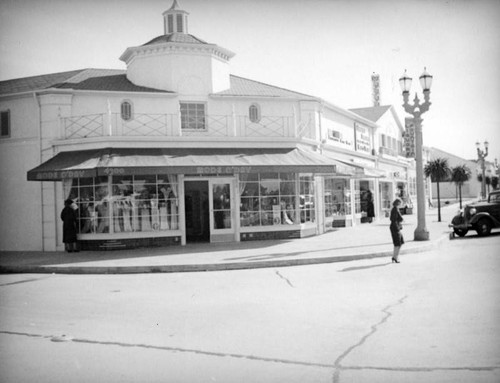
[163,0,189,34]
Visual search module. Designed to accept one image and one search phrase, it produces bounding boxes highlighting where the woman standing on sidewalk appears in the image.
[390,199,404,263]
[61,199,79,253]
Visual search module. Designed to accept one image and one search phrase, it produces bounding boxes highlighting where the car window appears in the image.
[491,194,500,202]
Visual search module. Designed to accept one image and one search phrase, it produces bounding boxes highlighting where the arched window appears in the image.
[249,104,261,123]
[121,101,132,121]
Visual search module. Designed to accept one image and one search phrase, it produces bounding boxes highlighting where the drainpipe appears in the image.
[33,92,44,251]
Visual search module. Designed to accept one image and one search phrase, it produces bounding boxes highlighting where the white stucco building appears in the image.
[0,1,416,251]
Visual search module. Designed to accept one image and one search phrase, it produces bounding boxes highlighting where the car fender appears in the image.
[470,212,500,226]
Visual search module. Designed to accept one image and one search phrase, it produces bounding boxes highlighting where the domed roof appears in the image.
[142,33,208,46]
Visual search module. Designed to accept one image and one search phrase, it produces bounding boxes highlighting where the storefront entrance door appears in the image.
[209,178,236,242]
[184,181,210,242]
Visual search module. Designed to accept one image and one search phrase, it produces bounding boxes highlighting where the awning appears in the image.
[336,160,386,178]
[27,148,350,181]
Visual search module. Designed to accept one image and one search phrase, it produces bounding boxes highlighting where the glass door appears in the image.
[209,178,235,241]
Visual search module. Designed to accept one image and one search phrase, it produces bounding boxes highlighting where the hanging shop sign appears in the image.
[354,123,372,154]
[404,118,416,158]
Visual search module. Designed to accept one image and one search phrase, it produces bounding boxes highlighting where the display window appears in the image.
[379,182,393,214]
[299,176,315,224]
[213,183,231,229]
[324,178,351,217]
[65,174,179,235]
[239,172,301,227]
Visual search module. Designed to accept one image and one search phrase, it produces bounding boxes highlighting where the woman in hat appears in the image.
[61,199,79,252]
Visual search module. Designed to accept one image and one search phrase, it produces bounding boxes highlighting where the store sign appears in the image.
[35,170,89,180]
[196,166,252,175]
[103,167,126,176]
[404,118,416,158]
[355,123,371,154]
[328,129,353,147]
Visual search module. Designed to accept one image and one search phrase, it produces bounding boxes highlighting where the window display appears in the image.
[379,182,393,215]
[239,173,299,227]
[299,176,315,223]
[324,178,351,217]
[213,183,231,229]
[66,174,179,235]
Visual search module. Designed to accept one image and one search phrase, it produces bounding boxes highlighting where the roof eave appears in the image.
[120,42,235,64]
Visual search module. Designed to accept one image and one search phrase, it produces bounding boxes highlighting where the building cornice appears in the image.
[1,88,176,100]
[120,42,235,64]
[321,100,379,129]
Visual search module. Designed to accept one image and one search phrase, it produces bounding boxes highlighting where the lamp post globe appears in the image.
[419,68,433,91]
[399,70,412,93]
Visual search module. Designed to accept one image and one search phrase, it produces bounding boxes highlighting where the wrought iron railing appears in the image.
[64,114,104,139]
[62,113,300,139]
[117,113,173,136]
[240,116,290,137]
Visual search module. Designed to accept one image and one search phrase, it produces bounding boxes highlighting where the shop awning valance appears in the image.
[335,160,386,179]
[27,147,352,181]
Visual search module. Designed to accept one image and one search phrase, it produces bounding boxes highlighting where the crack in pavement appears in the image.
[332,294,408,383]
[274,270,295,288]
[0,330,332,369]
[2,329,499,378]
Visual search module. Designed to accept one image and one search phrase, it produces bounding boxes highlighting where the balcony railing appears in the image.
[62,113,300,140]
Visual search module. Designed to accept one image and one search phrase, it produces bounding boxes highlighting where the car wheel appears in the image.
[453,228,468,237]
[475,219,492,236]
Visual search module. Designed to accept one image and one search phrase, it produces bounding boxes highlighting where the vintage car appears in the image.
[450,190,500,237]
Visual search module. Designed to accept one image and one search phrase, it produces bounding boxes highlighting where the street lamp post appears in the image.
[399,68,433,241]
[496,158,499,181]
[476,140,489,199]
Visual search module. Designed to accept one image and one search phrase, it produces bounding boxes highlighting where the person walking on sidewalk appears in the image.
[61,199,79,253]
[390,199,404,263]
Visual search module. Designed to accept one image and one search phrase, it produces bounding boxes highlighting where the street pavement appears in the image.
[1,228,499,383]
[0,202,470,274]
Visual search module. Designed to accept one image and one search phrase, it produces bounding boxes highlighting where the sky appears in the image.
[1,0,499,163]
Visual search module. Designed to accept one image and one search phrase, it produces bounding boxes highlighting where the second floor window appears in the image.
[121,101,132,121]
[1,110,10,138]
[180,102,205,130]
[249,104,261,123]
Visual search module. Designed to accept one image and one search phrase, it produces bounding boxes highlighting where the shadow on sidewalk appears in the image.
[339,262,393,272]
[224,241,394,262]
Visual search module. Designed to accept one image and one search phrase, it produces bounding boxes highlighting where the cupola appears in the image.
[163,0,188,34]
[120,0,234,95]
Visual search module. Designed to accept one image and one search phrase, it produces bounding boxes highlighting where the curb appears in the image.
[0,234,448,275]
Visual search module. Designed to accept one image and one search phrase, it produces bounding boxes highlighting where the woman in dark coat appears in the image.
[61,199,79,252]
[366,189,375,223]
[390,198,404,263]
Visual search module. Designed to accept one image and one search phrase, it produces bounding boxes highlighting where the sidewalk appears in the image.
[0,203,463,274]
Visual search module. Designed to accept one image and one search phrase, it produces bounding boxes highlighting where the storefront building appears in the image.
[0,1,415,251]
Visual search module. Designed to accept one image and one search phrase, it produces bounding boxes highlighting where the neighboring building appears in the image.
[350,105,417,215]
[0,1,415,251]
[426,147,485,200]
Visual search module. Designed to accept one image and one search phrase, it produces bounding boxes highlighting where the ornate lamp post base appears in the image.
[414,227,430,241]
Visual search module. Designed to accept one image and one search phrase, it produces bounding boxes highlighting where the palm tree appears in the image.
[450,164,471,209]
[424,157,451,222]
